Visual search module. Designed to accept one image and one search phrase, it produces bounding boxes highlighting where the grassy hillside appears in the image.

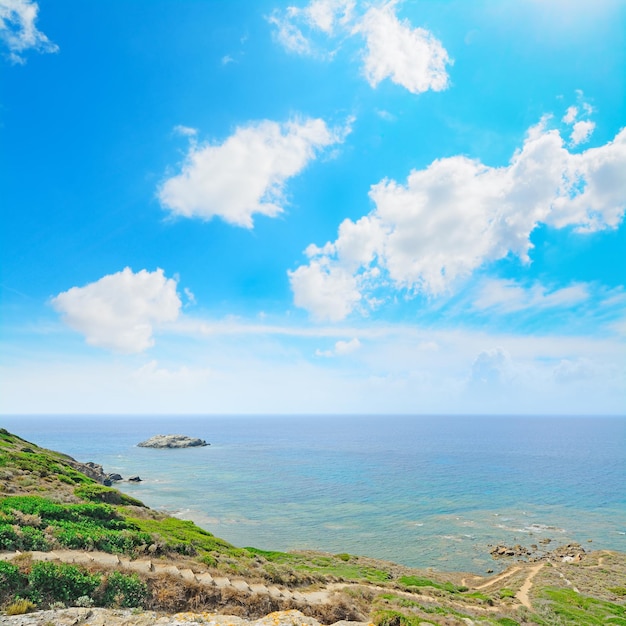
[1,427,625,625]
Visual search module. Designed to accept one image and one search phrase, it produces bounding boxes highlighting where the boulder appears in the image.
[137,434,209,449]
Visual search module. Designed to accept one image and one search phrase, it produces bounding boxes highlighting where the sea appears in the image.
[1,415,625,574]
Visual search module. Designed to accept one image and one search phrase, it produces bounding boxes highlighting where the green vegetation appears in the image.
[0,495,152,555]
[126,514,238,557]
[27,562,100,606]
[74,484,145,507]
[100,571,148,608]
[398,575,463,594]
[533,587,626,625]
[1,426,626,625]
[0,561,150,611]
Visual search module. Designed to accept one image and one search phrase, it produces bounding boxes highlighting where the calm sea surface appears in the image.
[2,415,625,574]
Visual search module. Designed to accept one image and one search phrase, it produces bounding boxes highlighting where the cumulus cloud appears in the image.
[570,120,596,146]
[356,3,450,93]
[289,260,361,322]
[291,117,626,320]
[159,117,347,228]
[51,268,181,353]
[0,0,57,64]
[470,347,512,387]
[269,0,451,94]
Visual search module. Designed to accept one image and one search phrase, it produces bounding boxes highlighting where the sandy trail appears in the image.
[516,563,544,610]
[473,566,521,590]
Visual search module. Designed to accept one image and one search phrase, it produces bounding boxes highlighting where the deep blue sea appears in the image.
[2,415,625,574]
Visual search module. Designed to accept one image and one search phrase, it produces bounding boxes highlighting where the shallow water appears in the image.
[3,415,625,573]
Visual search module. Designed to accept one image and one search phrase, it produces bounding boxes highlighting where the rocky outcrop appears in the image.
[0,608,367,626]
[137,434,209,449]
[65,459,108,484]
[490,544,531,559]
[489,541,586,563]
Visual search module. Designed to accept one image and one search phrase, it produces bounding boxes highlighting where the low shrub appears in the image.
[6,598,36,615]
[0,523,19,550]
[27,561,100,605]
[0,560,26,602]
[100,571,148,608]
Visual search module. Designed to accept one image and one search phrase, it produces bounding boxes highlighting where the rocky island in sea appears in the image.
[0,427,624,625]
[137,434,209,448]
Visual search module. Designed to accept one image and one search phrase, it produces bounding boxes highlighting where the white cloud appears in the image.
[51,268,181,354]
[356,3,451,94]
[562,106,578,124]
[269,0,450,94]
[132,360,213,387]
[316,337,361,357]
[159,118,346,228]
[570,120,595,146]
[5,322,623,414]
[473,279,589,313]
[553,357,595,384]
[291,116,626,320]
[289,260,361,322]
[174,125,198,138]
[269,0,355,56]
[470,347,512,386]
[0,0,57,64]
[183,287,196,306]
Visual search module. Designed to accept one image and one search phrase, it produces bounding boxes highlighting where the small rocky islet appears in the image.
[137,434,209,449]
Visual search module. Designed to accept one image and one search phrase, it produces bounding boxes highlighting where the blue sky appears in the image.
[1,0,624,415]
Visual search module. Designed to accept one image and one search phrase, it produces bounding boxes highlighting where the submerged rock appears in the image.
[137,434,209,449]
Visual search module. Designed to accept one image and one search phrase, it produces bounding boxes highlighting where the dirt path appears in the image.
[516,563,544,610]
[473,566,521,590]
[0,550,502,613]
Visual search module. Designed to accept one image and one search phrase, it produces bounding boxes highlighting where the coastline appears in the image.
[2,414,625,575]
[1,426,625,625]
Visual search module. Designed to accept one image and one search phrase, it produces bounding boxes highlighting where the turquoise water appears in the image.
[2,415,625,574]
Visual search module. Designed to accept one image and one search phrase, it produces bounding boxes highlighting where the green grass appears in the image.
[535,588,626,625]
[127,515,241,557]
[295,559,391,583]
[74,484,145,507]
[398,575,464,594]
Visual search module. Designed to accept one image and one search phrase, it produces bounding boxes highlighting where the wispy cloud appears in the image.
[472,279,589,313]
[0,0,57,64]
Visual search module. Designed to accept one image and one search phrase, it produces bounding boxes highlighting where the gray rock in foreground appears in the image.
[0,608,366,626]
[137,434,209,448]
